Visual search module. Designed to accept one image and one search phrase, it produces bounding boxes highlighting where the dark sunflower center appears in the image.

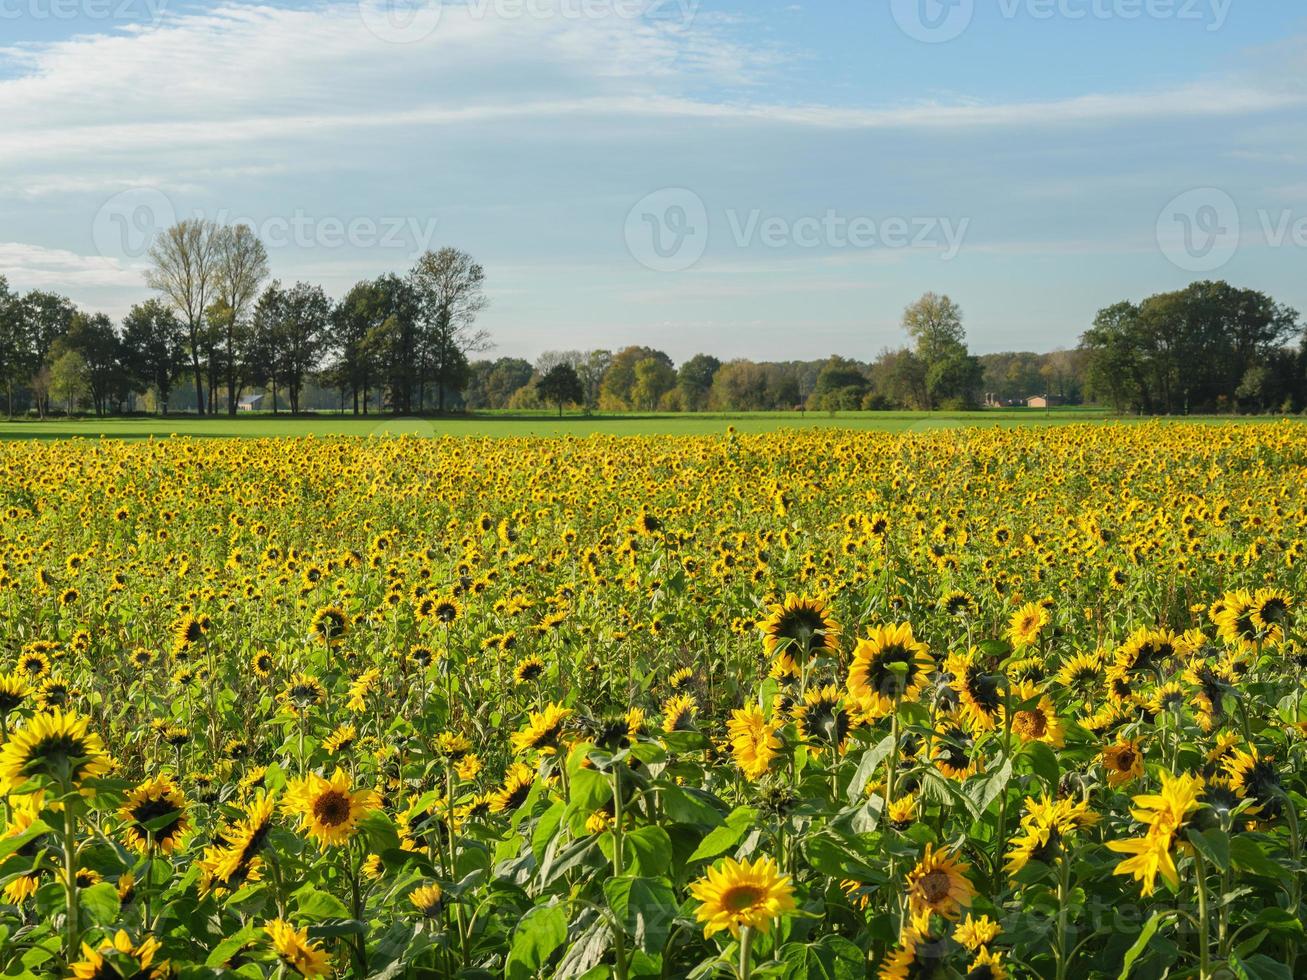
[918,869,952,903]
[723,884,764,912]
[312,790,352,827]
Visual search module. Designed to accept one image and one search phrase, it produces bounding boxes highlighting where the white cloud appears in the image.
[0,243,142,289]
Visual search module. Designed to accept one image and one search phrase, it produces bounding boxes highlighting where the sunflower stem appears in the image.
[737,925,754,980]
[62,800,80,961]
[1194,850,1211,980]
[611,762,629,980]
[1053,852,1071,980]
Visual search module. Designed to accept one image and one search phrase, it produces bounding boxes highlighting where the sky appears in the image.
[1,0,1305,364]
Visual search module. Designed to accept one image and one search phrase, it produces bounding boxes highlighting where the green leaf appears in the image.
[1228,952,1294,980]
[846,735,893,804]
[1185,827,1230,873]
[1117,911,1163,980]
[506,903,569,980]
[78,882,120,926]
[777,936,864,980]
[623,825,672,877]
[1020,740,1060,790]
[532,801,566,865]
[604,875,677,954]
[688,806,757,862]
[661,786,723,828]
[295,886,351,921]
[357,810,401,855]
[1229,835,1289,882]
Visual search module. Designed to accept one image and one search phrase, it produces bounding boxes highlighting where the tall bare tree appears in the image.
[146,219,220,415]
[214,224,269,415]
[409,248,491,412]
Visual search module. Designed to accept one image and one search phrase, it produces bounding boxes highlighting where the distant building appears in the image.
[985,393,1023,408]
[238,394,265,412]
[1026,395,1064,409]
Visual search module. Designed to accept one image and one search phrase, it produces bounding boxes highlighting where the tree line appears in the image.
[1,218,1301,419]
[0,219,489,417]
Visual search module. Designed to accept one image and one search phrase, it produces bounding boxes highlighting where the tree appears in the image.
[903,293,965,365]
[631,357,677,411]
[49,348,89,415]
[214,225,269,415]
[64,312,126,416]
[0,277,27,416]
[408,248,490,412]
[121,300,186,414]
[601,346,673,410]
[147,219,221,415]
[537,363,583,417]
[271,282,331,415]
[677,354,721,411]
[329,280,390,415]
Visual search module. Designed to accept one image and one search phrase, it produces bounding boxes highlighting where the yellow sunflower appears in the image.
[1005,602,1050,649]
[759,593,840,660]
[688,855,796,938]
[119,774,192,853]
[904,843,975,921]
[70,930,168,980]
[0,708,112,793]
[511,702,573,756]
[265,919,332,977]
[726,705,783,780]
[847,622,933,718]
[283,768,379,847]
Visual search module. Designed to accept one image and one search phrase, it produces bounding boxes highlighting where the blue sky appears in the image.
[1,0,1304,362]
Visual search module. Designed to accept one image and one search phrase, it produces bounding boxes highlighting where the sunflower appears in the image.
[759,593,840,660]
[965,947,1008,980]
[120,775,192,853]
[171,614,206,655]
[945,649,1001,732]
[1108,771,1205,896]
[662,694,697,733]
[953,913,1002,951]
[939,590,976,618]
[847,623,934,718]
[429,597,462,625]
[488,762,536,814]
[1004,680,1064,748]
[727,705,783,780]
[668,666,695,691]
[511,702,573,756]
[16,650,50,679]
[0,671,31,715]
[324,723,358,756]
[905,844,975,921]
[250,650,275,678]
[69,930,168,980]
[1223,747,1282,820]
[688,855,796,938]
[283,768,379,847]
[310,605,349,646]
[1248,587,1292,642]
[280,673,326,716]
[409,882,443,918]
[793,684,854,752]
[1053,650,1103,690]
[1102,740,1145,788]
[1004,794,1098,876]
[0,708,112,793]
[513,657,545,684]
[1005,602,1049,649]
[265,919,332,977]
[204,791,278,886]
[887,794,917,828]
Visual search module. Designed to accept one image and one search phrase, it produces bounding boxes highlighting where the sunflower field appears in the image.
[0,422,1305,980]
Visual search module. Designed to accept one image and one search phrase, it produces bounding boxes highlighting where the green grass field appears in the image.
[0,407,1296,440]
